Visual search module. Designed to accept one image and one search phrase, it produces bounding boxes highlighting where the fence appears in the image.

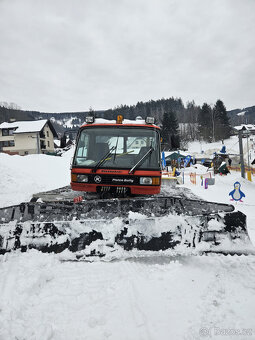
[189,171,212,185]
[190,172,196,185]
[163,169,213,185]
[229,166,255,175]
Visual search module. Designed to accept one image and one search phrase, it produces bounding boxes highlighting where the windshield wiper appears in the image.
[113,136,119,163]
[129,147,154,174]
[92,146,116,173]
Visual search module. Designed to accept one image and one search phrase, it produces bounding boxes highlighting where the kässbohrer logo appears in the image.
[94,175,102,183]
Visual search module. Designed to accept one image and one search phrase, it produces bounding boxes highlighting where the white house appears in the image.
[234,124,255,134]
[0,120,58,155]
[127,137,147,149]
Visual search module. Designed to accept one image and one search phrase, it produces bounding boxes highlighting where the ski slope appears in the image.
[0,143,255,340]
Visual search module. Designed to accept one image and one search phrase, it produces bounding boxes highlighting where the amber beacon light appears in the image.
[116,115,123,124]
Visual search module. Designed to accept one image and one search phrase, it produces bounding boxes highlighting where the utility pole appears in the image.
[238,130,245,179]
[246,133,250,169]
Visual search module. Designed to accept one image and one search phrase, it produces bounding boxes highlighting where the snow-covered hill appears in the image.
[188,135,255,166]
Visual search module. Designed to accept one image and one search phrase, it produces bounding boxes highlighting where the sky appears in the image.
[0,0,254,113]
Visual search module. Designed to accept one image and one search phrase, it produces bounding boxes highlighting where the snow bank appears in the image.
[0,148,74,207]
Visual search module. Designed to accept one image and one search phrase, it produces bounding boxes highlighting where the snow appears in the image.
[0,147,73,207]
[1,251,255,340]
[188,135,255,166]
[54,139,60,147]
[234,124,255,131]
[237,111,246,116]
[0,119,48,133]
[1,140,255,339]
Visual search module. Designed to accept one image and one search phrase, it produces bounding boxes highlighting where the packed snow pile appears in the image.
[186,163,212,174]
[0,147,73,208]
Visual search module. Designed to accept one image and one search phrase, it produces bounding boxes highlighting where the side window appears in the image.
[77,134,89,158]
[47,131,49,137]
[47,141,50,147]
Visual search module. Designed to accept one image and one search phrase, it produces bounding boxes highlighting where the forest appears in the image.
[1,98,254,151]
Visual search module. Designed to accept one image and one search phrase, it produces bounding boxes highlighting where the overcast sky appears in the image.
[0,0,254,113]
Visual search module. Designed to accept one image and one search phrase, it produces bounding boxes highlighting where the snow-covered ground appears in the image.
[1,144,255,340]
[188,135,255,166]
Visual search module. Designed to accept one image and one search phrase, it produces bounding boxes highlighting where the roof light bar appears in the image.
[145,117,155,124]
[85,116,95,124]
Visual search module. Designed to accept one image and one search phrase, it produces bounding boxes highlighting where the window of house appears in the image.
[47,131,49,137]
[40,141,46,149]
[2,129,15,136]
[47,141,50,147]
[1,140,15,147]
[25,151,28,155]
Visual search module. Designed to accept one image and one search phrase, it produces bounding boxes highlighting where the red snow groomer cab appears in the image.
[71,115,161,196]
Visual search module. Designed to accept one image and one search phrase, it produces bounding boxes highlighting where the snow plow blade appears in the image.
[0,197,254,257]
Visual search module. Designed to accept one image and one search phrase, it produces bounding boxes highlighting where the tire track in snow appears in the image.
[0,254,20,340]
[188,255,255,339]
[116,259,154,340]
[35,261,116,340]
[0,253,56,340]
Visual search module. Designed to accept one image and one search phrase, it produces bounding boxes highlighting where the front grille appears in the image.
[88,174,139,185]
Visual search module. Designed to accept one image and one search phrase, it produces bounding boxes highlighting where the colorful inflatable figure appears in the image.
[229,182,245,202]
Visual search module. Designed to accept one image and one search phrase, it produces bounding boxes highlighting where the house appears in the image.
[127,137,147,149]
[234,124,255,134]
[0,119,58,155]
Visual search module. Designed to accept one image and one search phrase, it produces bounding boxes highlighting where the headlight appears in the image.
[140,177,160,185]
[85,116,95,123]
[145,117,155,124]
[76,174,89,183]
[140,177,153,185]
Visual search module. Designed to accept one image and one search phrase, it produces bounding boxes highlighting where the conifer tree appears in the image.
[213,100,231,141]
[197,103,212,141]
[161,111,180,150]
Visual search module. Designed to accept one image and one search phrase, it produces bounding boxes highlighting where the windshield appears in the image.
[73,126,160,170]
